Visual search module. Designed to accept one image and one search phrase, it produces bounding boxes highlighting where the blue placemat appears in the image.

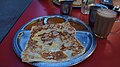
[0,0,32,43]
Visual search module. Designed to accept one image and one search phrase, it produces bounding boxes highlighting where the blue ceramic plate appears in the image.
[13,15,96,67]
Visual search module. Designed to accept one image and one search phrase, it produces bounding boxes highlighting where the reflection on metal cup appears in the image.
[59,0,74,15]
[94,9,117,38]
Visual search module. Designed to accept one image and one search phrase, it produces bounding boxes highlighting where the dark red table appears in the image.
[0,0,120,67]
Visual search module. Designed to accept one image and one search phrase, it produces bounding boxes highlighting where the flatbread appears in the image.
[22,22,85,62]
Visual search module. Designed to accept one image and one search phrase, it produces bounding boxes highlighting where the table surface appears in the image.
[0,0,120,67]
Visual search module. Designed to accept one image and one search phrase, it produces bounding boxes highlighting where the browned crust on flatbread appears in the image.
[22,22,85,62]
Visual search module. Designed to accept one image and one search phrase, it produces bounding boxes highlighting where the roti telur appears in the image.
[22,22,85,62]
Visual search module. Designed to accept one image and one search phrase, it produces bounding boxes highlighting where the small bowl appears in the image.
[44,15,68,24]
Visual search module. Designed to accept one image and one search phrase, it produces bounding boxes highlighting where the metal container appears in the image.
[59,0,74,15]
[89,4,108,27]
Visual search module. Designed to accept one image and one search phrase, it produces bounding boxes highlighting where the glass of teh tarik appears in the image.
[94,9,117,38]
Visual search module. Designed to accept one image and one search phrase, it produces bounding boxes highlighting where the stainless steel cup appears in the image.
[89,4,108,27]
[60,0,74,15]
